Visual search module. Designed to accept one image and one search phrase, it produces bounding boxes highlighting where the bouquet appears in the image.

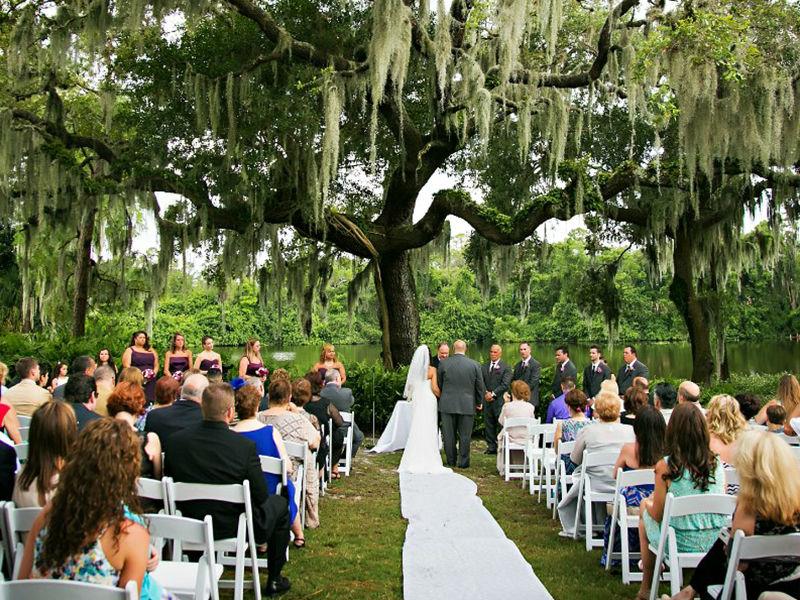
[256,367,270,378]
[142,368,156,382]
[172,370,184,382]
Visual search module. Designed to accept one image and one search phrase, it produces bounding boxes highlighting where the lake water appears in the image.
[217,341,800,378]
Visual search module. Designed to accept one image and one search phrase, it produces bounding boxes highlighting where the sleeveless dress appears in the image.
[245,360,265,377]
[32,507,172,599]
[167,356,189,381]
[600,465,655,567]
[130,349,156,405]
[560,419,592,475]
[398,380,451,474]
[643,459,726,553]
[238,425,298,525]
[198,357,220,372]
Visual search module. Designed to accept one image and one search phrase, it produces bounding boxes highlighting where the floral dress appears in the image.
[32,507,171,600]
[560,419,592,475]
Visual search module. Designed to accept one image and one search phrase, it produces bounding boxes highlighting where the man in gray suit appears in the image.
[320,369,364,457]
[437,340,486,468]
[481,344,512,455]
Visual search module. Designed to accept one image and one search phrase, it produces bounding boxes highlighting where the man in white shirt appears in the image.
[4,357,51,417]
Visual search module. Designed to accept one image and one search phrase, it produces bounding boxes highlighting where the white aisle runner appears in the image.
[400,472,554,600]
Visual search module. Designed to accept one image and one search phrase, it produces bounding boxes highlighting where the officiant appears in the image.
[481,344,512,455]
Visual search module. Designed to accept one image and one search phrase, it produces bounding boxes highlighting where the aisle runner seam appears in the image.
[400,472,554,600]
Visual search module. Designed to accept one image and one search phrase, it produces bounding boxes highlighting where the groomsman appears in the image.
[511,342,540,409]
[617,345,649,395]
[481,345,512,455]
[582,345,611,400]
[550,346,577,399]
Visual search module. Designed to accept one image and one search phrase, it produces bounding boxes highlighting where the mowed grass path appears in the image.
[221,440,635,599]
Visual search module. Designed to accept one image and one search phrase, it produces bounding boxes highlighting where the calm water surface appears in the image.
[218,341,800,378]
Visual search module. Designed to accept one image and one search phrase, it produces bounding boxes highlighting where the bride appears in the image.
[398,345,452,474]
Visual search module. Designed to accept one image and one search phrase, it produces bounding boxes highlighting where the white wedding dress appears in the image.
[399,348,451,474]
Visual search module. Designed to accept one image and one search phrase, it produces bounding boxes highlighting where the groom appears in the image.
[437,340,485,468]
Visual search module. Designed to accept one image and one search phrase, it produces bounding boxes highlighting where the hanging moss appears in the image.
[434,0,452,98]
[321,75,343,202]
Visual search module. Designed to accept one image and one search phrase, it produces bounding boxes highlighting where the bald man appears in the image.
[678,380,704,412]
[481,344,511,455]
[437,340,486,468]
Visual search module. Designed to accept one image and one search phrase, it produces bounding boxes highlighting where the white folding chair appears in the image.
[13,417,30,428]
[790,446,800,461]
[283,441,308,529]
[712,530,800,600]
[338,411,354,477]
[551,440,576,519]
[147,514,222,600]
[573,450,621,550]
[322,418,333,494]
[648,492,737,600]
[259,456,286,495]
[166,479,261,600]
[605,468,655,583]
[12,445,26,464]
[537,423,558,502]
[0,579,137,599]
[522,423,553,491]
[137,477,170,514]
[498,417,537,482]
[16,429,28,443]
[3,503,41,579]
[724,467,740,494]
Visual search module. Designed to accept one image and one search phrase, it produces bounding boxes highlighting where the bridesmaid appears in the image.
[163,332,192,382]
[239,339,268,379]
[96,348,117,375]
[121,331,159,405]
[194,335,222,373]
[312,343,346,384]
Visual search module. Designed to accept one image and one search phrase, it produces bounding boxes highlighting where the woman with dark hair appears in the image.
[107,382,161,479]
[239,338,268,379]
[13,402,78,507]
[304,369,344,477]
[97,348,117,374]
[554,388,592,475]
[121,331,159,405]
[48,362,69,393]
[621,387,648,427]
[633,403,726,600]
[17,419,168,599]
[163,332,192,382]
[193,335,222,373]
[601,405,666,567]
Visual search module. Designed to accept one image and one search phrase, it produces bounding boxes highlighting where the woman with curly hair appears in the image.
[17,419,169,599]
[706,394,747,494]
[107,382,162,479]
[633,403,726,600]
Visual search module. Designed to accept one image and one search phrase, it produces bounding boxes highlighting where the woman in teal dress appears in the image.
[634,403,727,600]
[17,419,170,600]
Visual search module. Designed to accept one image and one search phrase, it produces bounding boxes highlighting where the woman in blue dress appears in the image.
[231,382,304,548]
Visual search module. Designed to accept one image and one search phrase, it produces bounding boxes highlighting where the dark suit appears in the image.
[144,399,202,444]
[437,353,486,468]
[551,359,578,397]
[582,362,612,398]
[511,358,541,408]
[481,360,512,453]
[320,385,363,456]
[616,360,650,395]
[71,403,102,432]
[164,421,290,578]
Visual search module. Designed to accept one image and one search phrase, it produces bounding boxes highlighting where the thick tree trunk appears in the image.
[669,227,714,385]
[378,251,420,366]
[72,207,96,337]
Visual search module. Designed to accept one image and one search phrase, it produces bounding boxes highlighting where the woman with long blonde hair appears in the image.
[665,430,800,600]
[755,374,800,435]
[238,338,267,379]
[312,343,346,384]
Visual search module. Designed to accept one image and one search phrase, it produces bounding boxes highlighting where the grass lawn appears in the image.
[221,439,650,599]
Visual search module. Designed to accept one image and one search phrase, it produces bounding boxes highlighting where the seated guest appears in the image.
[144,373,208,444]
[118,366,145,388]
[754,374,800,435]
[48,362,69,394]
[735,392,762,424]
[165,384,291,596]
[496,381,536,475]
[0,390,23,444]
[766,404,787,433]
[602,405,665,568]
[320,369,363,457]
[706,394,746,494]
[64,374,102,432]
[0,361,9,396]
[206,367,223,384]
[558,391,634,534]
[93,365,116,416]
[620,387,648,427]
[292,378,330,475]
[634,403,726,600]
[666,431,800,600]
[36,362,51,389]
[302,371,344,476]
[554,388,592,475]
[232,385,306,541]
[677,380,704,412]
[545,376,576,424]
[632,376,649,395]
[260,380,321,528]
[0,436,14,501]
[653,381,678,423]
[107,382,162,479]
[153,375,180,409]
[13,402,77,507]
[53,355,96,400]
[4,357,51,417]
[17,419,168,600]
